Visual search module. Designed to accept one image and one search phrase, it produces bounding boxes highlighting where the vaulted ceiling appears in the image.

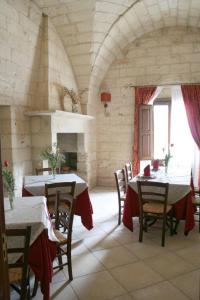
[33,0,200,92]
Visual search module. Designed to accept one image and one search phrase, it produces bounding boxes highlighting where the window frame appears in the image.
[153,98,171,154]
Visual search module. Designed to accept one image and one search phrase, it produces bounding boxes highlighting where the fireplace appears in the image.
[57,133,79,171]
[26,110,94,181]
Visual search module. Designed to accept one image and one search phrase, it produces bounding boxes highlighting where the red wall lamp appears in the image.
[101,92,111,115]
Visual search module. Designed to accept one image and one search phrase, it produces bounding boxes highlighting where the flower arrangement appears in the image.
[162,144,174,168]
[41,143,65,176]
[2,160,15,209]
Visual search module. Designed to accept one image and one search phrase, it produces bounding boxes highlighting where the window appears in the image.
[153,99,171,159]
[139,99,171,161]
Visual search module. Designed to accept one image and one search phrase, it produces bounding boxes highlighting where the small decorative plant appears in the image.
[41,143,65,177]
[162,144,174,170]
[2,160,15,209]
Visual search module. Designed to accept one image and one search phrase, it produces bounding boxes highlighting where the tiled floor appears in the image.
[13,187,200,299]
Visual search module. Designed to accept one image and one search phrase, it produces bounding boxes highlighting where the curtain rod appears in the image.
[127,82,200,88]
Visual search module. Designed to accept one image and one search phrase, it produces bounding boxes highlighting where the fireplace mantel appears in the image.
[25,110,94,135]
[25,110,94,120]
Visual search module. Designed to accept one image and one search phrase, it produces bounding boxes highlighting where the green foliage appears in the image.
[164,150,173,167]
[41,143,65,171]
[2,161,15,193]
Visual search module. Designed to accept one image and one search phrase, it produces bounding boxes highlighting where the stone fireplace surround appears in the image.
[26,110,94,181]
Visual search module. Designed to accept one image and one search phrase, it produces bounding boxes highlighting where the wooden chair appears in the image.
[114,169,126,225]
[125,162,133,185]
[32,182,76,295]
[44,181,76,229]
[137,181,173,247]
[6,226,31,300]
[35,167,60,175]
[53,186,76,280]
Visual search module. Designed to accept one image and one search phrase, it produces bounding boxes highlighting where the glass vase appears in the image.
[52,167,56,179]
[8,192,14,210]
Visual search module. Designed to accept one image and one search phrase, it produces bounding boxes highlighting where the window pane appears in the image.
[154,105,168,159]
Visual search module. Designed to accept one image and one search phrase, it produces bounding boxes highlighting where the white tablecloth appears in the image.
[23,174,87,197]
[5,196,58,263]
[129,168,191,204]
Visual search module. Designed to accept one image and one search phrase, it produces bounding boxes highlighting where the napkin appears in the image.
[143,164,150,176]
[153,159,159,170]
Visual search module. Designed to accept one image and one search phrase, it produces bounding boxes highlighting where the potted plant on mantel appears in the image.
[41,143,65,178]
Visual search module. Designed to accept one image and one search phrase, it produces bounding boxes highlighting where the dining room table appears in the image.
[123,168,195,235]
[22,173,93,230]
[5,196,58,300]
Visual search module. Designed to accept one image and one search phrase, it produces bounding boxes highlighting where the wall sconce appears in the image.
[101,92,111,116]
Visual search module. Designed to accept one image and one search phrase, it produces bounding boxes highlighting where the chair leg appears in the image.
[118,201,121,225]
[31,277,38,298]
[170,211,174,236]
[139,214,143,243]
[174,220,179,234]
[57,248,63,270]
[162,216,166,247]
[198,207,200,233]
[67,251,73,281]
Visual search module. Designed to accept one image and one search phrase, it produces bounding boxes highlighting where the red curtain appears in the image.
[181,85,200,186]
[133,87,156,175]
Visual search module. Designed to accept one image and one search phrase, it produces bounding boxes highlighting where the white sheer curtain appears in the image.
[170,86,198,179]
[148,86,163,105]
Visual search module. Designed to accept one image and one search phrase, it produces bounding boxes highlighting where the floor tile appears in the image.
[83,233,120,251]
[124,239,168,259]
[71,270,126,300]
[175,245,200,267]
[131,281,190,300]
[93,245,138,269]
[50,281,79,300]
[66,252,105,278]
[144,252,196,279]
[110,261,163,291]
[170,269,200,299]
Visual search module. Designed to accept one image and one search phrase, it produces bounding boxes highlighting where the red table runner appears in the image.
[22,187,93,230]
[123,185,195,234]
[28,230,56,300]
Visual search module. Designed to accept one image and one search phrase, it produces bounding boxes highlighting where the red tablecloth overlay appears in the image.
[123,185,195,235]
[28,231,56,300]
[22,187,93,230]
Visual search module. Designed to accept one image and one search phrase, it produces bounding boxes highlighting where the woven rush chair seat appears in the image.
[9,268,23,283]
[192,195,200,205]
[53,229,68,245]
[143,202,172,214]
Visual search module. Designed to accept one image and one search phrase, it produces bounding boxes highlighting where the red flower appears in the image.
[4,160,9,167]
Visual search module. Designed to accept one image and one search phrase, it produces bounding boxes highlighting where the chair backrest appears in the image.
[6,226,31,296]
[125,162,133,183]
[114,169,126,200]
[45,181,76,208]
[35,167,60,175]
[137,181,169,214]
[55,186,76,241]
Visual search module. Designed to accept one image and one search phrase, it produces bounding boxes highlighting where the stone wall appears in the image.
[0,0,81,194]
[97,26,200,186]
